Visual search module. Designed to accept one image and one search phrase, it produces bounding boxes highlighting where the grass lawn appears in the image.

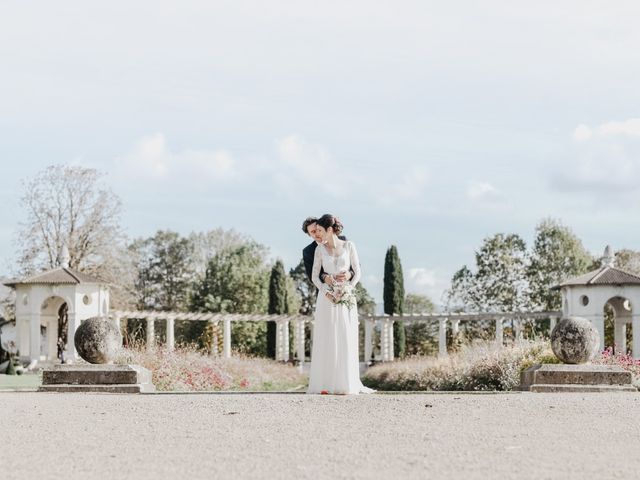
[0,374,42,391]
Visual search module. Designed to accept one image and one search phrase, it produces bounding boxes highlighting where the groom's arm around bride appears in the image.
[301,216,352,286]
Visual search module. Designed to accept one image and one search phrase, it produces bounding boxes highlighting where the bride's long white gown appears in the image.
[307,240,374,395]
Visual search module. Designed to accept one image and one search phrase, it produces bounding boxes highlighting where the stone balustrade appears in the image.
[110,310,562,367]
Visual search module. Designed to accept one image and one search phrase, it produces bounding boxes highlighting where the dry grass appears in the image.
[362,339,558,391]
[115,345,307,392]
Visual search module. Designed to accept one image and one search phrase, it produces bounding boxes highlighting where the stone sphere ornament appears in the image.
[74,317,122,364]
[551,316,600,364]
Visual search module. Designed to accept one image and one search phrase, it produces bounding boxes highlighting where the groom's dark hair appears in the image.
[302,217,318,234]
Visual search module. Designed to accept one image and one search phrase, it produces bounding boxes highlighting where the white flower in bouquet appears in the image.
[329,282,357,310]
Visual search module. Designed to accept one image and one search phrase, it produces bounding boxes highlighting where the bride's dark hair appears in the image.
[317,214,343,236]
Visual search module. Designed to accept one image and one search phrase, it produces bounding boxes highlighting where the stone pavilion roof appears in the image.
[3,267,103,288]
[554,265,640,290]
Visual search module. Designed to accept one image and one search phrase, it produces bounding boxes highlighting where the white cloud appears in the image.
[273,135,357,198]
[572,124,592,142]
[574,119,640,143]
[114,133,235,187]
[595,119,640,138]
[466,181,502,203]
[386,167,429,202]
[408,267,437,287]
[555,119,640,192]
[406,267,449,306]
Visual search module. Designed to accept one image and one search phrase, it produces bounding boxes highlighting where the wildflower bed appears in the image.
[115,346,307,392]
[593,347,640,389]
[362,340,640,391]
[364,340,555,391]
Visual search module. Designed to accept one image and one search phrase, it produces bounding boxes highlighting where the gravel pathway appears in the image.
[2,392,640,479]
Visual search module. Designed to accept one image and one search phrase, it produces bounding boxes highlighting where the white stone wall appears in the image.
[561,284,640,355]
[14,283,110,361]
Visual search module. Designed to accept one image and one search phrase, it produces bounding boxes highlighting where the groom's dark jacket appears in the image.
[303,235,351,285]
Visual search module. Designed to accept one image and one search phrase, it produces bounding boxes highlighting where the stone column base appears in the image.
[39,364,155,393]
[520,364,637,393]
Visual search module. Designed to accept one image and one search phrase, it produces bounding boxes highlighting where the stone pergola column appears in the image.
[146,317,155,352]
[451,319,460,340]
[378,319,385,361]
[379,319,388,361]
[495,317,504,347]
[166,317,175,351]
[549,316,558,334]
[364,318,373,364]
[223,318,231,359]
[380,318,394,361]
[514,319,524,341]
[294,318,305,368]
[438,318,448,357]
[632,315,640,360]
[387,318,395,361]
[283,320,290,361]
[276,320,290,362]
[275,321,282,361]
[208,320,219,356]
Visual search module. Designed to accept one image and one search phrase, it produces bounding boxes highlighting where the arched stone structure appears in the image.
[3,252,109,364]
[554,246,640,358]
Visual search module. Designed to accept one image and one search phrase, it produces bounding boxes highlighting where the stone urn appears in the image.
[74,317,122,364]
[550,316,600,364]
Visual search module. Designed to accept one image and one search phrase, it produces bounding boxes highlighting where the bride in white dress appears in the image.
[307,214,375,395]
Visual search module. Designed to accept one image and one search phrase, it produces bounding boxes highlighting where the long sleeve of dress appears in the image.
[312,245,329,294]
[348,241,361,286]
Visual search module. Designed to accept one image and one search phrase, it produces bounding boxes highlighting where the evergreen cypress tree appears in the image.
[383,245,406,358]
[267,260,288,359]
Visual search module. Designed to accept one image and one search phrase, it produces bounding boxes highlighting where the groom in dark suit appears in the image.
[302,216,352,286]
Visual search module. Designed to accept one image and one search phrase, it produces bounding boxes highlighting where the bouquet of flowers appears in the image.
[328,282,357,310]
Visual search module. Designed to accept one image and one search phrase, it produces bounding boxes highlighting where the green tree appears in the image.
[404,293,435,314]
[404,293,437,356]
[527,219,592,311]
[448,233,529,313]
[615,249,640,275]
[285,276,301,316]
[384,245,406,358]
[190,242,269,355]
[446,233,529,342]
[289,259,316,315]
[267,260,288,359]
[188,229,250,279]
[355,283,376,315]
[129,230,195,312]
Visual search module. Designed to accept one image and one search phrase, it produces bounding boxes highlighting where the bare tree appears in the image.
[16,165,135,308]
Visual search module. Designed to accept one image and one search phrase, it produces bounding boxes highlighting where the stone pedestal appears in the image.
[39,364,155,393]
[520,364,637,392]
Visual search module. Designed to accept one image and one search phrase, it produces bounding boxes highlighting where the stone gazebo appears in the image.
[554,246,640,358]
[3,249,109,364]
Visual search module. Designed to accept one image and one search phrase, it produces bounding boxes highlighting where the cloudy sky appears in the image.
[1,1,640,307]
